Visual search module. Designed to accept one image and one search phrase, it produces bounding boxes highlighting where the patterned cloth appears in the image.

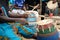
[9,0,15,7]
[0,5,36,40]
[0,6,21,40]
[10,23,36,38]
[0,23,21,40]
[9,0,15,4]
[15,0,25,8]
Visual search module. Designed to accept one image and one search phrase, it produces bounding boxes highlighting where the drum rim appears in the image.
[37,19,53,25]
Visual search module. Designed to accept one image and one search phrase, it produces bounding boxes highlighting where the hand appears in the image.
[15,18,28,24]
[24,14,28,18]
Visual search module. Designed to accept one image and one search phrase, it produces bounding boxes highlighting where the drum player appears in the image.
[0,5,26,40]
[8,0,37,39]
[0,0,37,40]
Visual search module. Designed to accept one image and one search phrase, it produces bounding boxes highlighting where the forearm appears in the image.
[0,16,27,22]
[8,13,28,18]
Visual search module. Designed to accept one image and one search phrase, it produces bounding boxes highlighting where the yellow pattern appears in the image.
[0,36,2,39]
[8,22,33,35]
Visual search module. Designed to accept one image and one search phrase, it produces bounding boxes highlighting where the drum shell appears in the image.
[37,30,59,40]
[38,25,56,34]
[37,19,59,40]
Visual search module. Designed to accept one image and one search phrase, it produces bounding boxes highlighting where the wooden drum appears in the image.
[37,19,59,40]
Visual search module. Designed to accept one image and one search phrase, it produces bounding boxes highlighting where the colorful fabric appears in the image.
[9,0,15,5]
[11,23,35,38]
[0,6,22,40]
[9,0,15,4]
[0,5,35,39]
[0,36,9,40]
[0,23,21,40]
[15,0,25,8]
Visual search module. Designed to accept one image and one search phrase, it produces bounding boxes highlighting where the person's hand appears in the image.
[15,18,28,25]
[15,18,26,22]
[24,14,28,18]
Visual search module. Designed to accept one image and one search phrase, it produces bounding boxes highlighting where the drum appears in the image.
[37,19,59,40]
[25,11,39,22]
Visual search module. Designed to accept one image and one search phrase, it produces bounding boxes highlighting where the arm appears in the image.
[8,6,28,18]
[8,12,28,18]
[0,16,27,23]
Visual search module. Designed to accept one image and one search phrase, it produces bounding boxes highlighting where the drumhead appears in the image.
[47,1,58,9]
[37,19,53,25]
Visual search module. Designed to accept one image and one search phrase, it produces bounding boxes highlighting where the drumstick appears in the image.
[32,4,39,11]
[42,26,44,33]
[32,7,36,11]
[31,5,36,11]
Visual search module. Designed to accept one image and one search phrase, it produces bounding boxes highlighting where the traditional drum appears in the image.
[37,19,59,40]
